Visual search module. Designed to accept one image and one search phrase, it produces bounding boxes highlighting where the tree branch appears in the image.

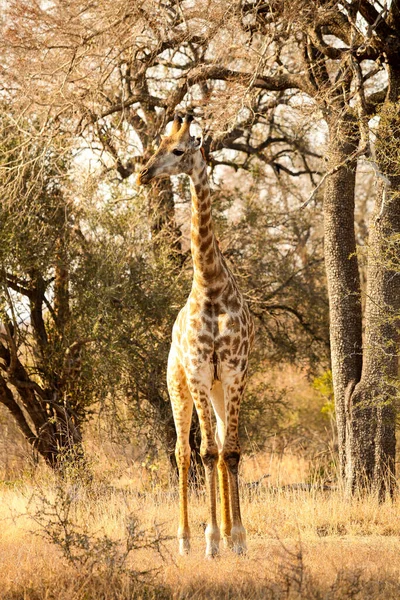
[0,374,38,444]
[186,65,312,94]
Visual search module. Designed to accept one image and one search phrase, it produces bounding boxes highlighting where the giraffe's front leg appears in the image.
[168,354,193,556]
[218,456,232,548]
[221,374,247,555]
[223,447,247,555]
[201,444,221,558]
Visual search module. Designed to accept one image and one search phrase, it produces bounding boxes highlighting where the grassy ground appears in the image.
[0,453,400,599]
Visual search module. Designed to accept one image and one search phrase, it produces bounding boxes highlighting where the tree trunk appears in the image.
[0,264,85,475]
[348,66,400,499]
[0,365,84,472]
[323,113,363,482]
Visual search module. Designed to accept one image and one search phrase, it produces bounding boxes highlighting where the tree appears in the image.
[234,0,400,496]
[296,0,400,496]
[0,117,87,469]
[11,0,400,495]
[1,0,330,474]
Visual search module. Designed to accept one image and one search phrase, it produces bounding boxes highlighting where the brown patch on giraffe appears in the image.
[205,252,216,266]
[220,287,234,307]
[202,300,213,313]
[218,348,230,362]
[229,357,240,369]
[198,333,213,345]
[208,283,224,299]
[231,336,240,354]
[199,351,210,363]
[230,316,241,331]
[207,266,222,282]
[212,320,219,338]
[199,224,211,237]
[216,334,230,347]
[192,319,203,332]
[228,295,241,312]
[199,235,213,253]
[208,281,225,296]
[195,184,208,200]
[238,339,249,355]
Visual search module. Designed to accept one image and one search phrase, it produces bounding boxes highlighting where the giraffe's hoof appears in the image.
[178,538,190,556]
[231,525,247,555]
[205,524,220,558]
[205,544,220,559]
[233,543,247,556]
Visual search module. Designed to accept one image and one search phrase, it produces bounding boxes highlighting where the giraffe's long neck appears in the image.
[189,153,228,291]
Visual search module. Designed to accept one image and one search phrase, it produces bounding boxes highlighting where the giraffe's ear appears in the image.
[190,135,204,158]
[193,135,203,149]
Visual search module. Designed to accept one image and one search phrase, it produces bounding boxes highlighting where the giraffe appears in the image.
[137,113,254,557]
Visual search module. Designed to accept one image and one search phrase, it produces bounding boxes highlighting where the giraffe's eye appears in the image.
[172,149,184,156]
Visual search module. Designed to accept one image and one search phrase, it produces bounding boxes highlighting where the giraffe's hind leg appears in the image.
[167,354,193,556]
[211,381,232,548]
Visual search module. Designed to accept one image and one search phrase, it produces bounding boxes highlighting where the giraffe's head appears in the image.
[136,113,203,185]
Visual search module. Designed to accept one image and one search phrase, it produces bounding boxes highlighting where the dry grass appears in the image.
[0,452,400,599]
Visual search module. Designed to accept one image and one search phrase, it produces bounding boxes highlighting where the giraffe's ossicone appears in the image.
[137,113,254,557]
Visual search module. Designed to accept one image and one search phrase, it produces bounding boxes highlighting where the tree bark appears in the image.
[323,113,363,481]
[348,65,400,498]
[350,191,400,497]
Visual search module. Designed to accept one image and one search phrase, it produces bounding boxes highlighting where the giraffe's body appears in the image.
[137,114,254,557]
